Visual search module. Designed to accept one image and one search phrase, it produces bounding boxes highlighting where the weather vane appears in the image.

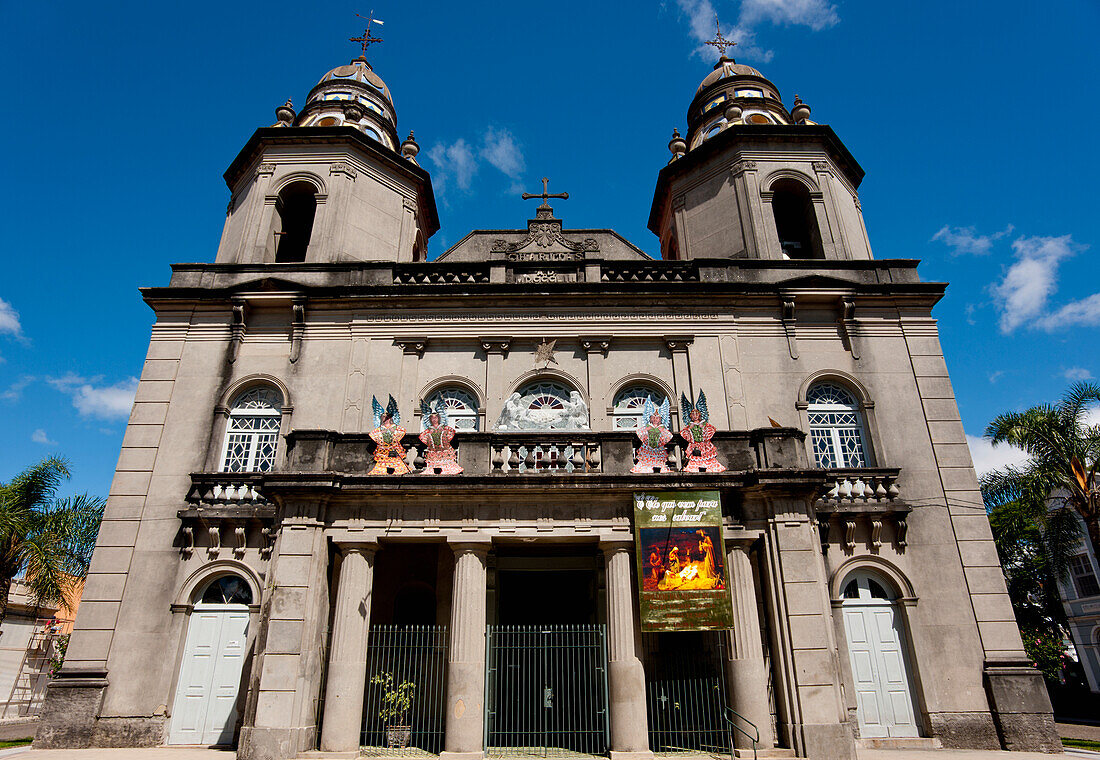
[350,11,385,56]
[705,17,736,58]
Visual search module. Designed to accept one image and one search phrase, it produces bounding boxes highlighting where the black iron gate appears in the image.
[361,625,448,755]
[642,632,731,755]
[485,625,609,757]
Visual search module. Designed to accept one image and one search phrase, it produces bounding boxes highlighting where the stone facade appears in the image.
[36,50,1061,759]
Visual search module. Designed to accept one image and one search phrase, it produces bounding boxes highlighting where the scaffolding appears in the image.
[2,617,69,719]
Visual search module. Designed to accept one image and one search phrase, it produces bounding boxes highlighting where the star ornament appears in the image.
[534,338,558,367]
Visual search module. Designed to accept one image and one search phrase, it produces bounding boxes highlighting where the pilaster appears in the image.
[239,504,331,760]
[480,339,511,430]
[582,337,611,429]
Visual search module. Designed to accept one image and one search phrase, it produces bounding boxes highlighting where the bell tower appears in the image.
[213,22,438,265]
[649,28,872,262]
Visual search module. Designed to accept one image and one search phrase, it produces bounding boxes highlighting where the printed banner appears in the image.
[633,490,733,631]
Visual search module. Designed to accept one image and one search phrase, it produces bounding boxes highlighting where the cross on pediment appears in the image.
[522,177,569,210]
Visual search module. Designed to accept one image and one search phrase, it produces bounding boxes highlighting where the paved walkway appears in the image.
[0,748,1092,760]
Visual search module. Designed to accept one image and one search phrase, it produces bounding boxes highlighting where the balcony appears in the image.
[280,426,814,479]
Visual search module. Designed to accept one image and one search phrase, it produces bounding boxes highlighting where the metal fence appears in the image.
[485,625,609,758]
[361,625,449,756]
[641,632,730,756]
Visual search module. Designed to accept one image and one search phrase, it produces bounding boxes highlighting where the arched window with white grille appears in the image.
[612,386,667,430]
[425,387,480,431]
[221,387,283,472]
[807,382,868,469]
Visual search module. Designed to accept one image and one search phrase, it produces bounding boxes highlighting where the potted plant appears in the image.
[371,671,416,750]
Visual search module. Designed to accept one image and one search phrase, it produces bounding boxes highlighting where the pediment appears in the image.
[775,273,860,289]
[490,212,598,261]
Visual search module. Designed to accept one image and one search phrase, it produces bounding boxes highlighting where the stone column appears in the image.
[441,542,489,760]
[601,541,653,760]
[320,544,378,752]
[723,539,774,750]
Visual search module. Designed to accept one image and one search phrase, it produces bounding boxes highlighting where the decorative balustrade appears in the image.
[284,428,804,476]
[817,468,901,505]
[490,435,602,474]
[600,262,699,283]
[392,264,490,285]
[187,474,269,507]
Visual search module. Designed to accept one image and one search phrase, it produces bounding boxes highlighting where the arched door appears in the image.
[840,571,920,738]
[169,576,252,745]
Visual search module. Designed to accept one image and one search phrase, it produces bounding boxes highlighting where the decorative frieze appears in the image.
[329,162,358,180]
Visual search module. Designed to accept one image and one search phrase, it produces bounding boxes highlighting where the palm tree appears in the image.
[982,381,1100,576]
[0,456,105,629]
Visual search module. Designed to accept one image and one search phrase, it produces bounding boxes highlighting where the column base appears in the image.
[984,660,1062,753]
[609,751,655,760]
[439,751,484,760]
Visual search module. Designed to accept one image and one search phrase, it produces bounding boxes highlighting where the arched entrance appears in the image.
[840,570,920,738]
[169,575,253,745]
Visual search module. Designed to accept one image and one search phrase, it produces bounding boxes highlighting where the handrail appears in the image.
[722,705,759,760]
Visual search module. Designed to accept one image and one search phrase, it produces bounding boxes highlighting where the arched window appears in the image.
[425,387,479,431]
[197,575,253,606]
[807,382,868,469]
[274,181,317,263]
[771,178,823,259]
[612,386,667,430]
[221,387,283,473]
[498,380,589,430]
[842,573,893,601]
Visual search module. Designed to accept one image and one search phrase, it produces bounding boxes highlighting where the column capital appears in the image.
[663,335,694,352]
[450,541,492,559]
[335,541,379,558]
[599,538,634,555]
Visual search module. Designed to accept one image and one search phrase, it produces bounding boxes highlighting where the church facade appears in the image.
[37,39,1061,760]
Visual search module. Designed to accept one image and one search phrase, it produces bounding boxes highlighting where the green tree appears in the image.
[983,381,1100,578]
[0,456,105,629]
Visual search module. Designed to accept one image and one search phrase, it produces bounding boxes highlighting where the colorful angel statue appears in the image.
[631,396,673,473]
[679,391,726,473]
[418,399,463,475]
[368,395,409,475]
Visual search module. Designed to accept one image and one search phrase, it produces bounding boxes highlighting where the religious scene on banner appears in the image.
[633,491,734,632]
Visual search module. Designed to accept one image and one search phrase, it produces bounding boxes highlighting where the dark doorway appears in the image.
[771,178,824,259]
[493,545,599,626]
[274,181,317,263]
[497,569,596,626]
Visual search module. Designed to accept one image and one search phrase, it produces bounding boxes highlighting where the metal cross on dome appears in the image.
[522,177,569,208]
[705,17,736,58]
[350,11,384,56]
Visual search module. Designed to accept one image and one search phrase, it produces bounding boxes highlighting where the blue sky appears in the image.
[1,0,1098,498]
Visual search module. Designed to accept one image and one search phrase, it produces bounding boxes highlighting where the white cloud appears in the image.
[1036,292,1100,331]
[426,139,478,196]
[0,298,23,339]
[427,128,527,200]
[0,375,34,402]
[988,370,1004,384]
[1064,367,1095,381]
[31,429,57,446]
[965,434,1029,479]
[739,0,839,31]
[676,0,837,61]
[47,373,138,421]
[480,127,525,180]
[991,234,1086,334]
[931,224,1013,256]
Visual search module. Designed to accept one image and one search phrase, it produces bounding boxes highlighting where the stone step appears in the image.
[856,737,942,750]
